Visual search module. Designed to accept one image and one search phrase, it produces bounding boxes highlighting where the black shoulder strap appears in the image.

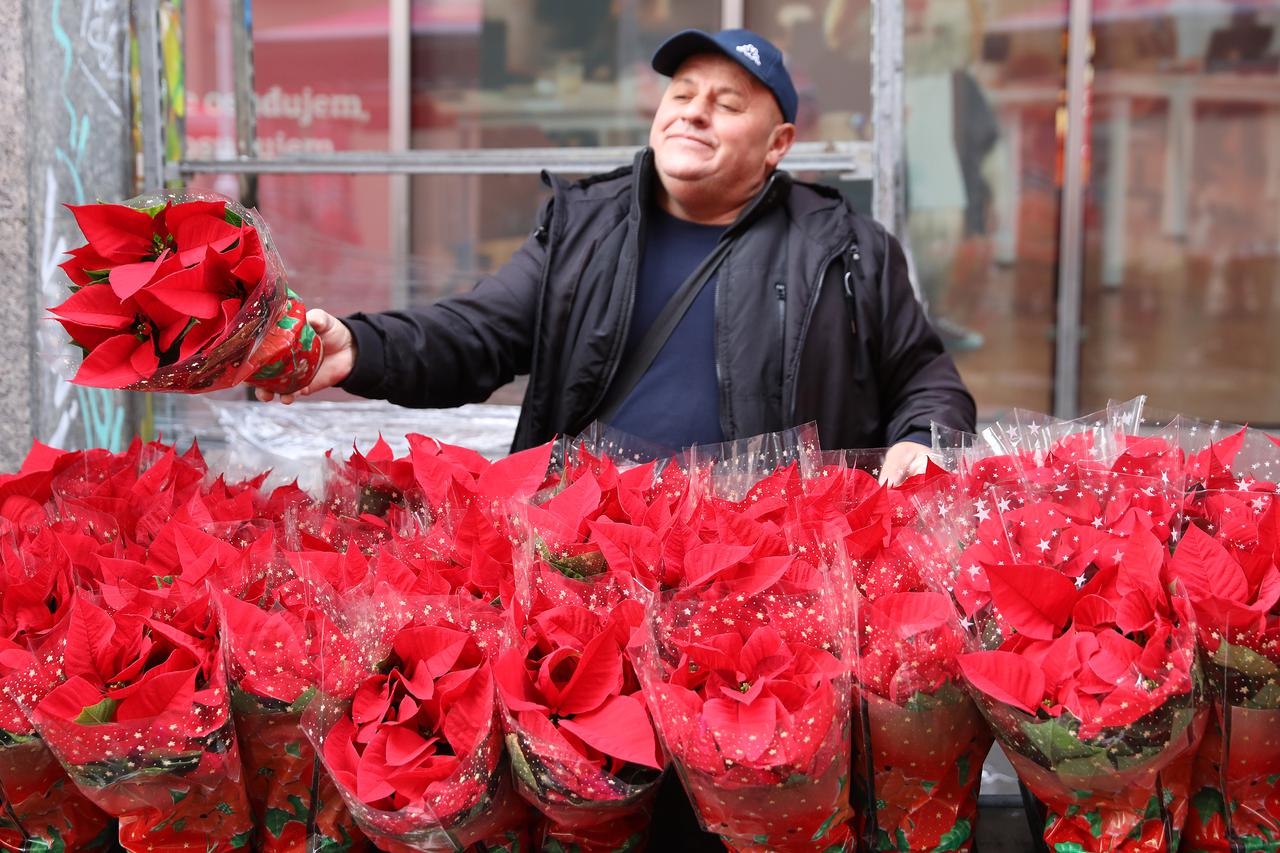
[597,239,734,422]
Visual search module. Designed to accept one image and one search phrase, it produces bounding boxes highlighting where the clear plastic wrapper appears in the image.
[302,592,529,851]
[214,565,369,853]
[635,540,856,851]
[820,451,990,853]
[0,647,115,852]
[17,594,254,852]
[1170,483,1280,851]
[932,468,1207,853]
[497,489,667,852]
[680,422,822,502]
[50,189,321,394]
[0,525,115,851]
[497,591,662,852]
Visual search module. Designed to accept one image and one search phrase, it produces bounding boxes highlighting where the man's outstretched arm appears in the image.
[257,202,551,408]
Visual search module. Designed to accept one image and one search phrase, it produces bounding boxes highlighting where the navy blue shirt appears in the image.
[607,207,726,449]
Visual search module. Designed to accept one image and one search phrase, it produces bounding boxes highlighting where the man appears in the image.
[258,28,976,485]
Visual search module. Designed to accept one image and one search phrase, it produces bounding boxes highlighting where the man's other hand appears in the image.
[879,441,932,487]
[255,309,356,404]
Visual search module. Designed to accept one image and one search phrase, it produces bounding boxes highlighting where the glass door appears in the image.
[896,0,1072,418]
[1080,1,1280,425]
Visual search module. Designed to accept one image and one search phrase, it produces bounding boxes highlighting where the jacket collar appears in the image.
[630,147,793,237]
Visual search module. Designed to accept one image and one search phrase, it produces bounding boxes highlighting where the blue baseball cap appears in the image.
[651,28,798,124]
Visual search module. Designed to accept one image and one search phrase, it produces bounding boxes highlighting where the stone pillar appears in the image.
[0,0,36,472]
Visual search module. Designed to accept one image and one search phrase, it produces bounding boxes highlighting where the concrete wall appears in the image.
[0,0,35,472]
[0,0,135,470]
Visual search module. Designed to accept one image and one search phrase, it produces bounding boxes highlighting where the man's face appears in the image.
[649,53,794,197]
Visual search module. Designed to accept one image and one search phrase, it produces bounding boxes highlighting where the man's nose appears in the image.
[678,93,711,125]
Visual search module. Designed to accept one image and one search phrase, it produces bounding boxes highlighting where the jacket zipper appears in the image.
[785,247,844,421]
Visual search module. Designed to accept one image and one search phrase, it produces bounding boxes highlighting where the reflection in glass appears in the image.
[902,0,1067,417]
[745,0,874,142]
[1082,4,1280,424]
[411,0,719,151]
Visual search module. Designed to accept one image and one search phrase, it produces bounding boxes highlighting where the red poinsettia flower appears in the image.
[50,198,275,390]
[496,601,662,774]
[658,620,846,776]
[322,623,496,815]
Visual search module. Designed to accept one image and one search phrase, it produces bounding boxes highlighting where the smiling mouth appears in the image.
[669,135,713,148]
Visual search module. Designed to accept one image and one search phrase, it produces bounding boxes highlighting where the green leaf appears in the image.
[215,801,235,815]
[921,780,937,794]
[224,209,244,227]
[1087,809,1103,838]
[287,685,317,715]
[1022,717,1109,769]
[506,734,539,791]
[753,837,770,845]
[74,698,118,726]
[284,741,303,759]
[169,789,188,804]
[956,753,971,785]
[0,729,39,747]
[299,321,316,352]
[810,808,842,841]
[1214,640,1279,678]
[930,818,971,852]
[264,806,295,838]
[1053,844,1087,853]
[1249,681,1280,710]
[230,831,252,849]
[171,818,186,832]
[26,827,66,853]
[1191,787,1224,827]
[278,315,300,330]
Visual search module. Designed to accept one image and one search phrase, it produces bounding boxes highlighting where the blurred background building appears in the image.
[186,0,1280,424]
[2,0,1278,460]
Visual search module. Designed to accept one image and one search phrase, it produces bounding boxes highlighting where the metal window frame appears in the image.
[1054,0,1091,419]
[156,2,880,182]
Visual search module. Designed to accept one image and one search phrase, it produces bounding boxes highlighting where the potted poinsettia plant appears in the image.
[496,596,664,852]
[944,468,1207,853]
[1167,426,1280,851]
[304,594,530,852]
[808,453,992,853]
[23,593,254,852]
[215,585,368,853]
[49,191,322,394]
[0,521,114,852]
[636,536,857,852]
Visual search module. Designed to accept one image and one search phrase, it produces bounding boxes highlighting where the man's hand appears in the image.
[255,309,356,404]
[879,441,933,487]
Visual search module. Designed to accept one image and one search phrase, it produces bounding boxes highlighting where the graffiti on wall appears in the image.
[32,0,133,451]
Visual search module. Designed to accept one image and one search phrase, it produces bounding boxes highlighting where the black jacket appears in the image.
[340,149,975,451]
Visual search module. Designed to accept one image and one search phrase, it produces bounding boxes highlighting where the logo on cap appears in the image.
[735,43,761,66]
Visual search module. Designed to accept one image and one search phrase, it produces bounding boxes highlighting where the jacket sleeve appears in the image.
[871,226,977,445]
[337,202,550,408]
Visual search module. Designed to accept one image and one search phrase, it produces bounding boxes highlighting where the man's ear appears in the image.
[766,122,797,169]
